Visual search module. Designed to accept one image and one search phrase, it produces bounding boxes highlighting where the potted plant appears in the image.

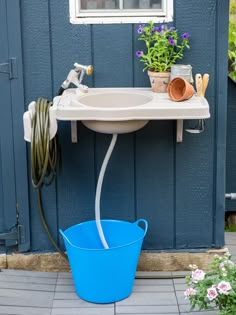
[136,21,190,92]
[184,252,236,315]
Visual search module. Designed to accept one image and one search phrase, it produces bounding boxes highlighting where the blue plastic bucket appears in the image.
[59,219,148,304]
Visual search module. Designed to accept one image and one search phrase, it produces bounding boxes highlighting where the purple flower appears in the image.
[181,33,190,39]
[169,26,175,31]
[161,24,167,30]
[136,50,143,57]
[152,26,160,33]
[137,24,144,34]
[168,37,175,46]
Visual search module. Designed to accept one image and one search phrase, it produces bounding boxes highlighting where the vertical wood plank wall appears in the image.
[226,79,236,212]
[20,0,229,251]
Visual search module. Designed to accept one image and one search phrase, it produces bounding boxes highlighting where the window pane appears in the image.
[123,0,162,9]
[81,0,119,10]
[151,0,162,9]
[123,0,139,9]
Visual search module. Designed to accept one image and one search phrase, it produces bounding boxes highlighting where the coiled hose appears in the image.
[31,98,67,260]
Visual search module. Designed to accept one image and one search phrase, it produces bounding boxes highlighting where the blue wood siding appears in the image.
[0,0,30,251]
[226,79,236,212]
[20,0,229,251]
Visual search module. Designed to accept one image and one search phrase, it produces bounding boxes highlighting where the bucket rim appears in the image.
[59,219,148,251]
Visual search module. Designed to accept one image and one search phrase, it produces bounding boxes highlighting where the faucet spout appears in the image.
[74,63,93,76]
[59,63,93,95]
[75,63,93,88]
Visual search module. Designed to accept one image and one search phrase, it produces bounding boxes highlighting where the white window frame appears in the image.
[69,0,173,24]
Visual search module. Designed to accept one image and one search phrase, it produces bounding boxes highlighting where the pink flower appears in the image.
[207,287,218,301]
[191,269,206,283]
[184,288,196,299]
[217,281,232,295]
[220,263,225,270]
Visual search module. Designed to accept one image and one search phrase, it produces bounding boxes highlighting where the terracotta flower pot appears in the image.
[148,71,170,93]
[167,77,194,102]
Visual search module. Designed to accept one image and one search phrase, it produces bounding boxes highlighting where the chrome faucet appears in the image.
[59,63,93,95]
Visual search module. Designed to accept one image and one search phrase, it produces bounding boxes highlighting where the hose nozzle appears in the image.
[74,63,93,75]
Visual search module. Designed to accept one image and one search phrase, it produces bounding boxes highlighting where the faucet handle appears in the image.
[87,65,93,75]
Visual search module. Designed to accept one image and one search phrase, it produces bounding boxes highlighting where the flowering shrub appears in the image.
[136,21,190,72]
[185,252,236,315]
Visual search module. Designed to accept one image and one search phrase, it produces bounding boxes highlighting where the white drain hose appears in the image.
[95,133,118,249]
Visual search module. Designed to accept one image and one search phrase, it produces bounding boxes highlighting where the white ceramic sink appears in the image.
[78,92,152,133]
[49,87,210,135]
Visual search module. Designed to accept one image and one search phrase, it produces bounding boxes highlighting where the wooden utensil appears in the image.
[202,73,209,97]
[195,73,203,96]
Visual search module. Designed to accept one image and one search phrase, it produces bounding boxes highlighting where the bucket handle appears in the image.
[133,219,148,236]
[59,228,74,247]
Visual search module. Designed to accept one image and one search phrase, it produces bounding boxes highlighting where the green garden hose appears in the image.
[31,98,67,260]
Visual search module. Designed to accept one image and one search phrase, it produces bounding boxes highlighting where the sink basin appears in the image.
[79,92,152,108]
[50,87,210,135]
[78,92,152,133]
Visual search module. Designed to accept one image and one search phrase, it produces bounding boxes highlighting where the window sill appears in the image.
[70,15,173,24]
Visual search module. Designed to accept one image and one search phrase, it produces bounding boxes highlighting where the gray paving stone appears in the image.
[179,303,217,314]
[0,280,55,291]
[0,274,57,284]
[173,278,186,284]
[225,244,236,254]
[175,291,189,305]
[51,307,114,314]
[54,291,79,300]
[179,303,215,313]
[134,279,173,285]
[53,299,113,308]
[0,289,54,308]
[1,269,57,278]
[116,292,178,306]
[115,305,179,313]
[174,283,187,291]
[0,306,51,315]
[133,285,174,292]
[225,232,236,245]
[178,303,194,313]
[57,277,74,285]
[56,284,75,292]
[58,272,72,279]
